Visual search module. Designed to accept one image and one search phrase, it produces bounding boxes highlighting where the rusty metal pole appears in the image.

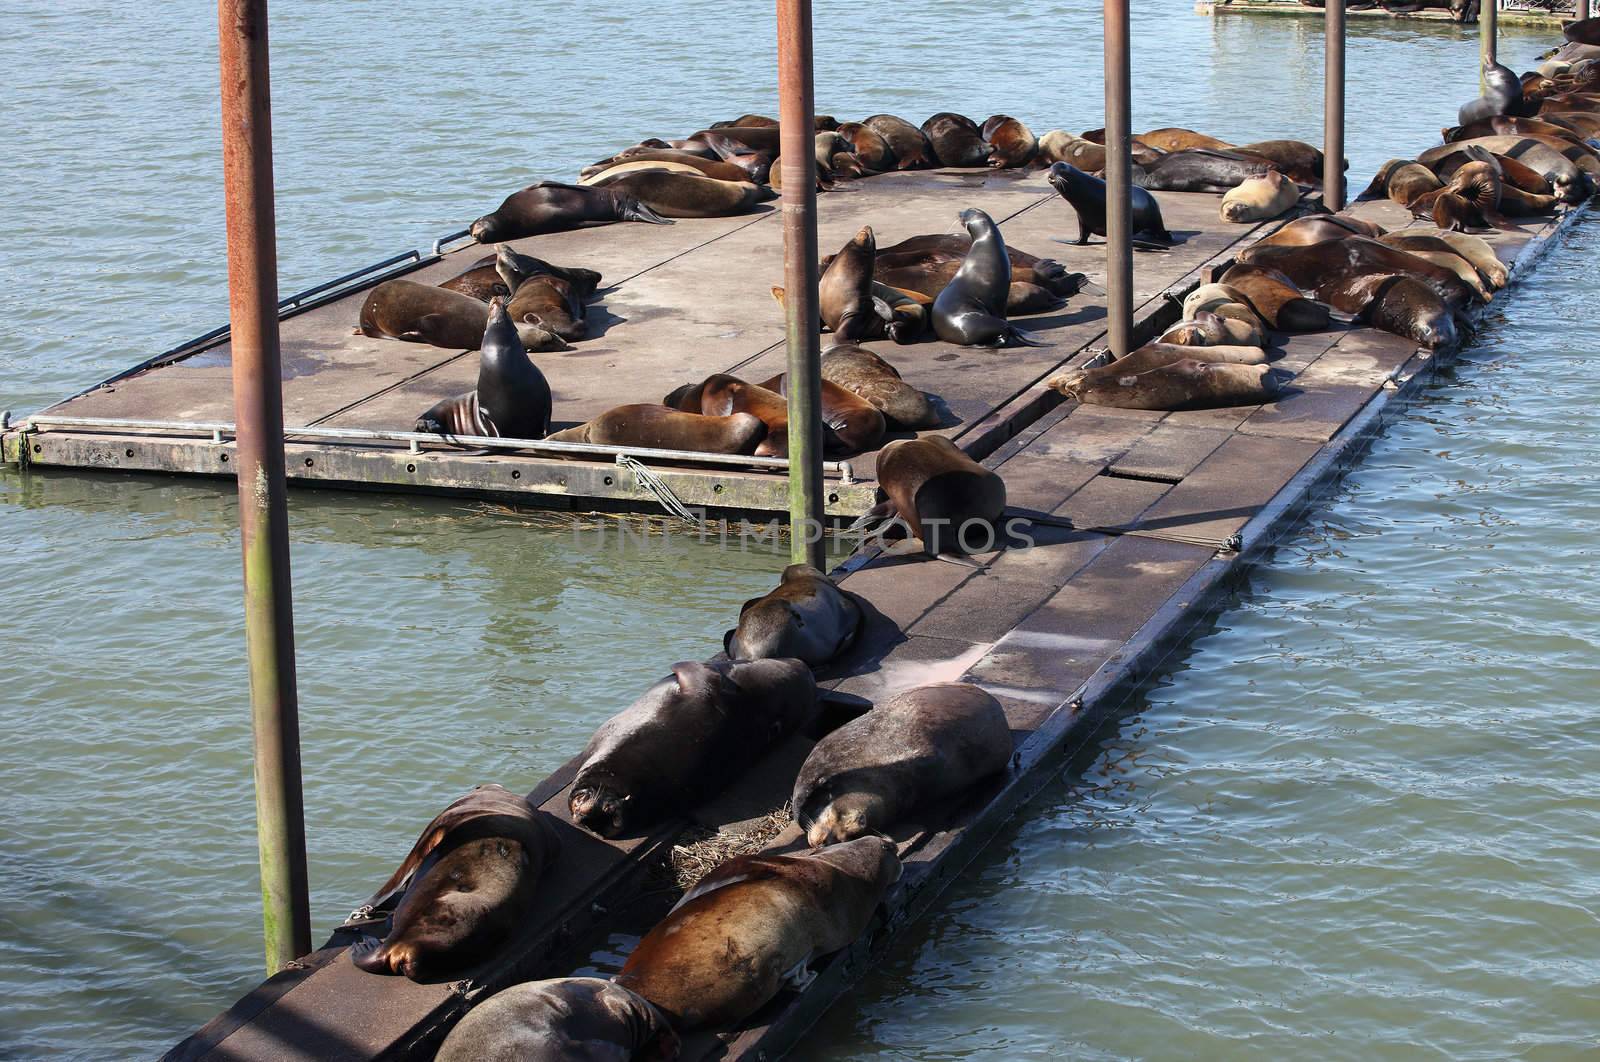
[217,0,312,974]
[1104,0,1134,359]
[776,0,825,568]
[1480,0,1497,92]
[1325,0,1346,211]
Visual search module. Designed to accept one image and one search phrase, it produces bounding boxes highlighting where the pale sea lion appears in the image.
[416,297,554,439]
[580,149,763,184]
[1373,233,1493,300]
[819,344,939,429]
[470,181,673,242]
[1159,310,1265,348]
[869,435,1007,556]
[352,784,559,981]
[615,836,902,1032]
[724,563,862,667]
[931,208,1045,347]
[1408,228,1509,288]
[568,657,815,838]
[1057,359,1278,411]
[792,683,1012,847]
[1046,162,1174,249]
[1182,283,1268,334]
[1219,170,1298,223]
[1047,342,1270,395]
[434,977,678,1062]
[359,280,566,352]
[545,405,768,454]
[577,159,708,185]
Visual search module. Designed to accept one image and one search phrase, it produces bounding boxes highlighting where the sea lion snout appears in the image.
[570,785,630,839]
[469,216,499,243]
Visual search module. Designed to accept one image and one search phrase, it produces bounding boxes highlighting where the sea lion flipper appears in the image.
[999,327,1049,348]
[349,934,389,974]
[871,295,895,323]
[623,200,676,225]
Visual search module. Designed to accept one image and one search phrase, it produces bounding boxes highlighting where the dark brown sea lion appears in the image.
[439,246,603,303]
[819,226,879,341]
[1445,115,1595,146]
[869,435,1006,556]
[981,115,1038,168]
[416,297,553,439]
[1358,159,1444,206]
[757,372,887,456]
[862,114,937,169]
[568,657,815,839]
[352,784,559,981]
[1046,162,1174,249]
[1056,359,1277,411]
[359,281,565,352]
[1232,139,1332,184]
[1420,137,1589,201]
[544,405,767,454]
[1408,189,1486,232]
[1445,159,1504,214]
[1130,148,1275,192]
[434,978,678,1062]
[595,171,775,217]
[867,234,1083,297]
[792,683,1011,847]
[469,181,673,242]
[506,273,586,342]
[1366,275,1461,349]
[664,374,794,457]
[616,836,901,1032]
[769,281,926,343]
[1254,213,1385,248]
[1458,60,1533,126]
[713,114,778,128]
[932,208,1045,347]
[921,112,990,167]
[690,125,783,157]
[1218,262,1333,331]
[1241,236,1480,314]
[820,344,939,429]
[724,563,862,667]
[835,121,896,171]
[876,261,1061,316]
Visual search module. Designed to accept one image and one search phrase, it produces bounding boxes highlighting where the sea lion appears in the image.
[1046,162,1174,249]
[713,114,779,128]
[867,234,1083,298]
[1217,262,1333,331]
[1056,359,1277,411]
[359,281,566,352]
[757,372,888,456]
[869,435,1006,556]
[506,274,586,342]
[1159,310,1265,348]
[1445,114,1596,146]
[1240,236,1480,314]
[434,978,677,1062]
[1365,275,1460,349]
[981,115,1038,168]
[1373,233,1492,299]
[1445,158,1504,214]
[1254,213,1385,248]
[872,261,1064,316]
[1219,170,1299,223]
[724,563,862,667]
[770,281,926,344]
[921,111,990,167]
[544,405,767,454]
[1400,228,1509,288]
[416,297,554,439]
[1232,139,1332,184]
[594,171,775,217]
[1132,126,1234,152]
[1359,159,1445,207]
[819,344,939,429]
[580,149,763,184]
[932,209,1044,347]
[1420,136,1590,201]
[1047,341,1271,397]
[437,244,582,301]
[819,226,880,341]
[1182,283,1268,334]
[469,181,673,242]
[1409,188,1487,232]
[862,114,937,169]
[1458,60,1532,125]
[1129,148,1274,192]
[665,374,795,457]
[568,657,815,838]
[792,683,1011,847]
[616,836,901,1033]
[689,125,783,156]
[577,159,707,185]
[352,784,559,981]
[835,121,896,172]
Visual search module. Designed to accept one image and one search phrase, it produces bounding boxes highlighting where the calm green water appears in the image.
[0,1,1588,1058]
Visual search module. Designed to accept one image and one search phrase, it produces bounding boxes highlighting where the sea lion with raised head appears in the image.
[1220,170,1299,223]
[434,978,678,1062]
[469,181,673,242]
[616,836,901,1032]
[793,683,1011,847]
[867,233,1084,298]
[568,657,815,838]
[544,405,768,454]
[757,372,887,456]
[1458,60,1532,125]
[416,297,554,438]
[932,208,1046,346]
[1046,162,1174,249]
[724,564,862,667]
[869,435,1007,556]
[352,784,559,981]
[1055,358,1278,411]
[770,281,926,344]
[359,282,566,352]
[438,244,600,301]
[1420,136,1590,202]
[819,344,939,429]
[818,226,879,341]
[862,114,937,169]
[921,111,990,167]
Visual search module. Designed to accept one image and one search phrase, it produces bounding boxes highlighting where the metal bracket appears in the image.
[431,228,474,258]
[838,461,855,485]
[1,410,10,430]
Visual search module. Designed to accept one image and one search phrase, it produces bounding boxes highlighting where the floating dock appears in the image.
[4,172,1296,521]
[1197,0,1573,25]
[151,170,1590,1060]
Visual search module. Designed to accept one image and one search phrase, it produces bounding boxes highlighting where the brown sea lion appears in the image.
[724,563,862,667]
[770,282,926,344]
[921,111,990,167]
[793,683,1011,847]
[1056,359,1277,411]
[1360,159,1445,207]
[981,115,1038,168]
[1407,188,1489,231]
[416,297,553,439]
[867,233,1081,295]
[862,114,937,169]
[617,837,900,1032]
[712,114,778,128]
[438,246,603,303]
[1134,126,1235,152]
[819,226,879,341]
[1254,214,1385,248]
[580,148,764,183]
[568,657,815,838]
[1182,283,1268,334]
[1159,310,1265,348]
[469,181,673,242]
[1233,139,1332,184]
[757,372,888,456]
[869,435,1007,556]
[358,281,566,352]
[434,978,678,1062]
[819,344,938,429]
[1445,114,1596,146]
[1420,137,1589,201]
[1445,159,1504,213]
[688,125,783,156]
[1219,170,1299,223]
[835,121,896,171]
[1218,262,1333,331]
[506,273,586,342]
[352,784,559,981]
[1047,342,1271,397]
[595,171,775,217]
[1402,228,1509,288]
[1241,236,1481,313]
[877,261,1064,317]
[1373,233,1493,299]
[664,374,794,457]
[544,405,767,454]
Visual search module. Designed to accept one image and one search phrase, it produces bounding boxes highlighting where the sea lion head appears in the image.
[957,207,994,236]
[1045,160,1093,199]
[569,773,634,839]
[804,790,885,848]
[470,213,507,244]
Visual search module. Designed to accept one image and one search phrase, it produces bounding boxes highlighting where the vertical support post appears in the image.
[1581,0,1592,24]
[1480,0,1497,91]
[1324,0,1346,212]
[216,0,312,975]
[1103,0,1133,360]
[776,0,825,568]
